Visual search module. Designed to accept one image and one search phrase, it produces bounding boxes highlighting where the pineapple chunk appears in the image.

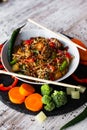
[35,111,47,123]
[66,87,75,95]
[76,85,86,93]
[71,90,80,99]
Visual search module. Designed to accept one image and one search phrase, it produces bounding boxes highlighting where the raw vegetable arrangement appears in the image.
[0,77,86,113]
[9,34,73,81]
[8,83,68,112]
[7,83,86,112]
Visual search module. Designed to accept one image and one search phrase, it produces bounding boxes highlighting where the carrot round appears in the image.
[24,93,43,112]
[71,38,87,62]
[19,83,35,96]
[8,87,25,104]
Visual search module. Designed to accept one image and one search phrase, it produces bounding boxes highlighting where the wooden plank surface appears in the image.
[0,0,87,130]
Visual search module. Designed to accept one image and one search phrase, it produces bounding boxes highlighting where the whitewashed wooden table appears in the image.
[0,0,87,130]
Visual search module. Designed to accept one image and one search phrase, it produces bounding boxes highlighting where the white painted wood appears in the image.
[0,0,87,130]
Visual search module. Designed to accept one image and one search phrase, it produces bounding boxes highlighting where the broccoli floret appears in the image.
[41,84,53,95]
[51,90,67,108]
[42,95,52,104]
[42,93,55,111]
[44,101,55,111]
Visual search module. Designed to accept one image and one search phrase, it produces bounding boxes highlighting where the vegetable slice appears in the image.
[0,76,18,91]
[60,106,87,130]
[19,83,35,96]
[72,74,87,84]
[59,60,68,71]
[8,87,25,104]
[71,38,87,62]
[24,93,43,112]
[80,60,87,65]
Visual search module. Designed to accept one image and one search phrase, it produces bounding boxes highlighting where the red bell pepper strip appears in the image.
[80,60,87,66]
[66,52,72,59]
[72,74,87,84]
[0,64,4,69]
[0,44,3,51]
[24,58,34,63]
[0,76,18,91]
[24,39,33,45]
[47,65,55,72]
[49,42,55,48]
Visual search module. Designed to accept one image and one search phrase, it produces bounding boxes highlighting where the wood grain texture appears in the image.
[0,0,87,130]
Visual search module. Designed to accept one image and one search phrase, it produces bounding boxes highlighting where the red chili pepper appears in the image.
[0,76,18,91]
[72,74,87,84]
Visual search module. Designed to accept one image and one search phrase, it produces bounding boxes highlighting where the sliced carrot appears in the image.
[25,93,43,112]
[8,87,25,104]
[71,38,87,61]
[19,83,35,96]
